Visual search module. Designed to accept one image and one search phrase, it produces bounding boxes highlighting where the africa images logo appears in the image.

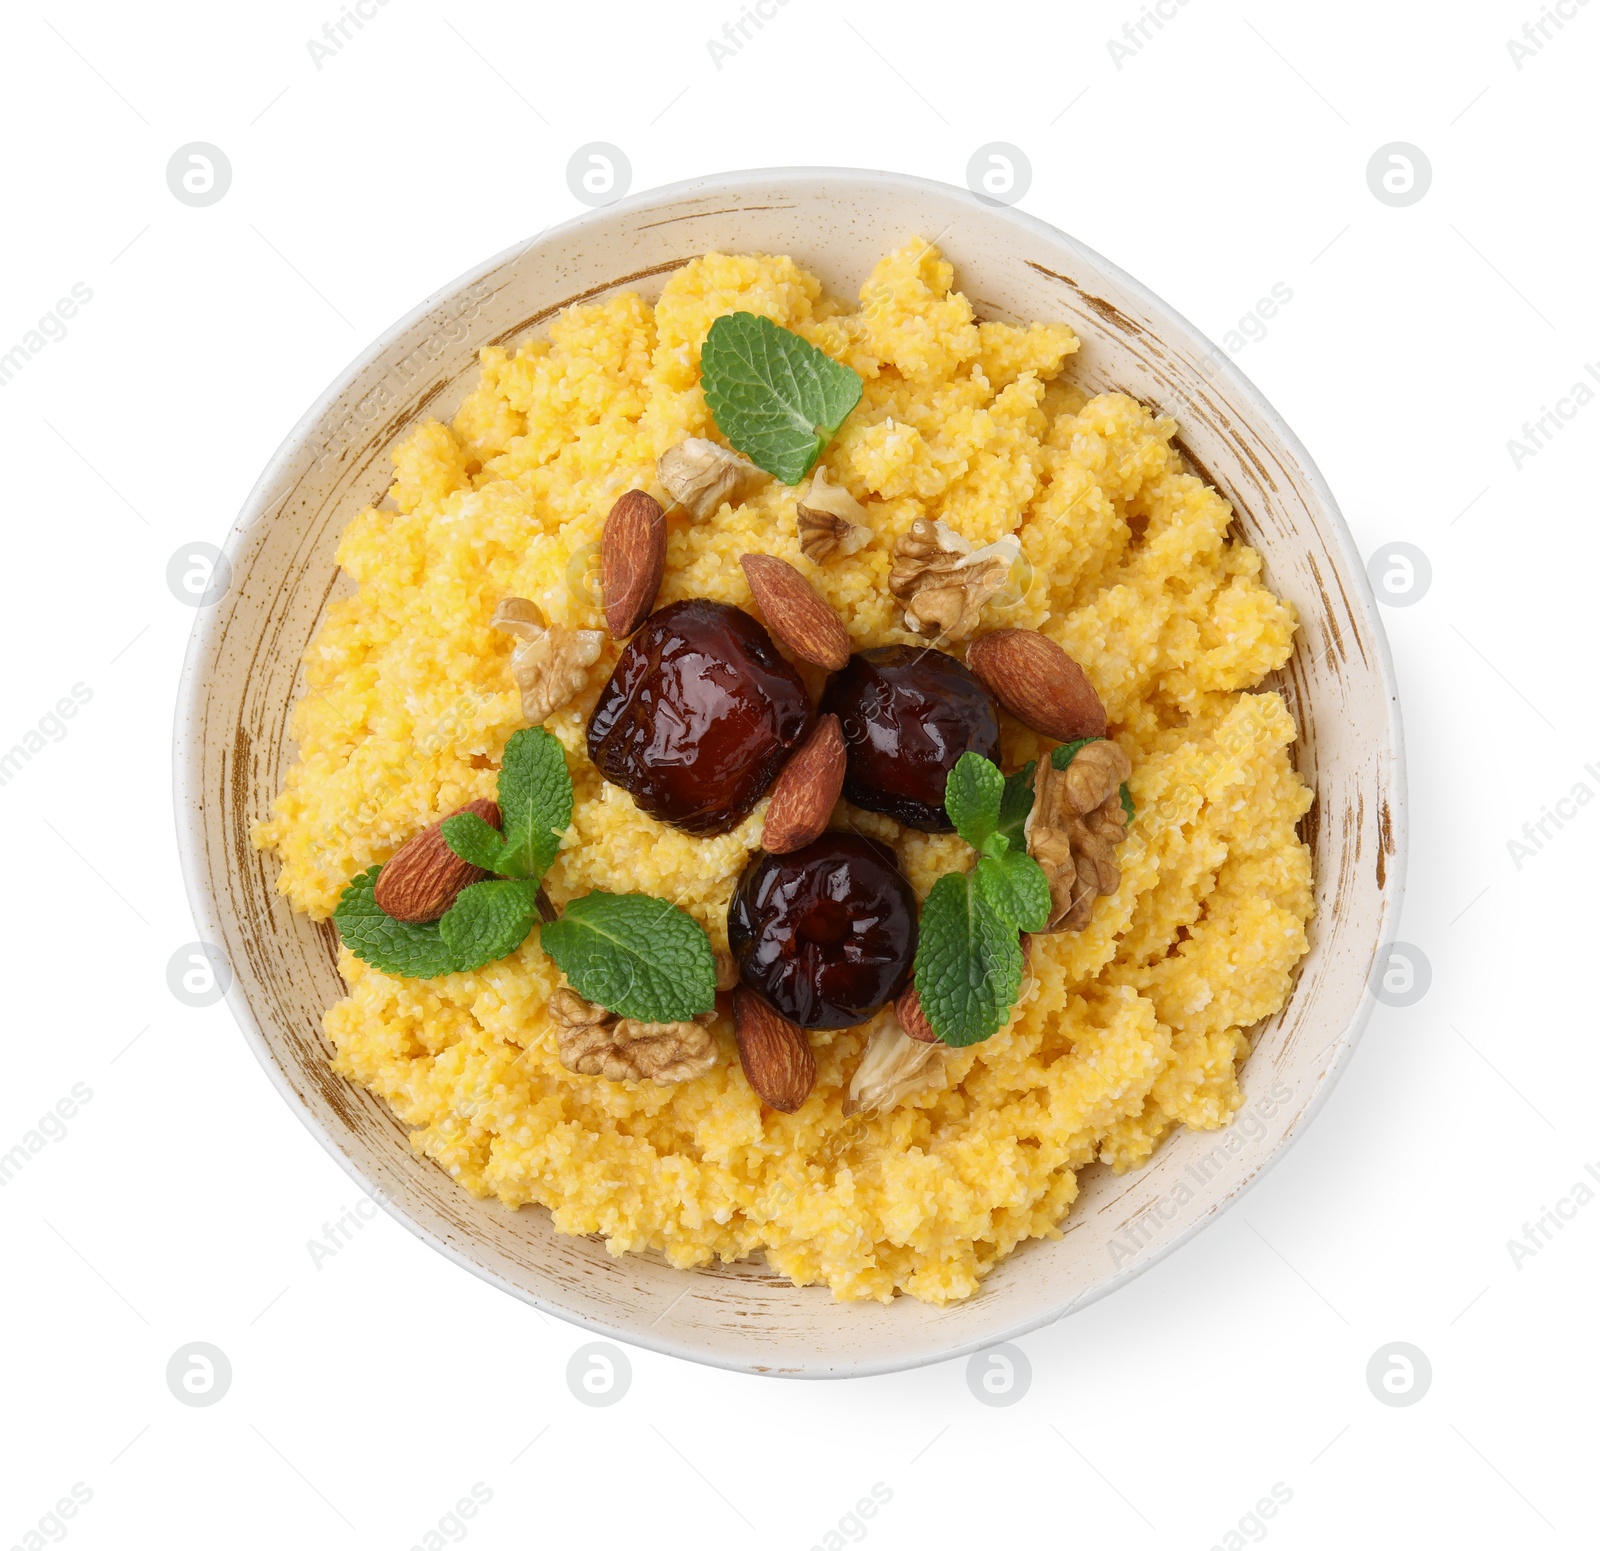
[0,284,93,389]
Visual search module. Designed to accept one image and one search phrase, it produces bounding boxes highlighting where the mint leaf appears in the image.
[495,726,572,879]
[1120,782,1135,824]
[700,312,863,484]
[334,868,459,980]
[539,891,716,1022]
[997,760,1036,850]
[975,849,1051,934]
[1051,737,1102,771]
[944,751,1004,851]
[440,811,507,873]
[913,872,1023,1048]
[439,878,542,971]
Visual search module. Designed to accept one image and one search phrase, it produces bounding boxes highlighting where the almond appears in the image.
[601,489,666,637]
[733,987,816,1112]
[739,553,851,670]
[966,629,1108,742]
[373,799,502,923]
[761,714,845,854]
[894,983,939,1043]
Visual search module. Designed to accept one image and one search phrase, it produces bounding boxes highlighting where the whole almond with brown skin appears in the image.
[601,489,666,637]
[373,798,502,923]
[895,983,939,1043]
[966,629,1108,742]
[761,714,844,854]
[739,553,850,670]
[733,986,816,1112]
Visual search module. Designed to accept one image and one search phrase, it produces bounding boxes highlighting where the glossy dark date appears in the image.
[819,646,1001,831]
[728,833,918,1029]
[587,599,812,836]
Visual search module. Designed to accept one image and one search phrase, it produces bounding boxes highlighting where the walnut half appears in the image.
[888,519,1021,640]
[1024,739,1132,933]
[549,986,719,1086]
[796,467,872,563]
[492,598,604,725]
[657,437,766,520]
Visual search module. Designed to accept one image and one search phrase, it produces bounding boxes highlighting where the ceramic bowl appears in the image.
[174,168,1404,1377]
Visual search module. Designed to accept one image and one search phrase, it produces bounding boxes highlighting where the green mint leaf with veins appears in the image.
[944,751,1005,851]
[491,726,573,879]
[997,760,1037,850]
[975,848,1051,935]
[438,878,542,971]
[539,891,716,1022]
[439,811,507,873]
[1120,782,1135,824]
[913,871,1024,1048]
[700,312,864,484]
[334,868,459,980]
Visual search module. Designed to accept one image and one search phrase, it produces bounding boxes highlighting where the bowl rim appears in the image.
[174,165,1406,1376]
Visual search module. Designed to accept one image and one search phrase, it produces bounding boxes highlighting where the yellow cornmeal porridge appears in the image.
[255,240,1313,1304]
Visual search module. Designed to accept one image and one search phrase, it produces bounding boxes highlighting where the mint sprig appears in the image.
[699,312,863,484]
[913,752,1053,1047]
[334,725,721,1015]
[335,727,573,980]
[539,891,716,1022]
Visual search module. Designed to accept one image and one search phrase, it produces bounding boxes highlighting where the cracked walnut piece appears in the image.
[492,598,604,725]
[549,987,718,1086]
[1025,739,1133,933]
[796,467,872,563]
[888,519,1021,639]
[657,437,766,520]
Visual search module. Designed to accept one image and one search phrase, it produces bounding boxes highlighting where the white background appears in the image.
[1,0,1593,1546]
